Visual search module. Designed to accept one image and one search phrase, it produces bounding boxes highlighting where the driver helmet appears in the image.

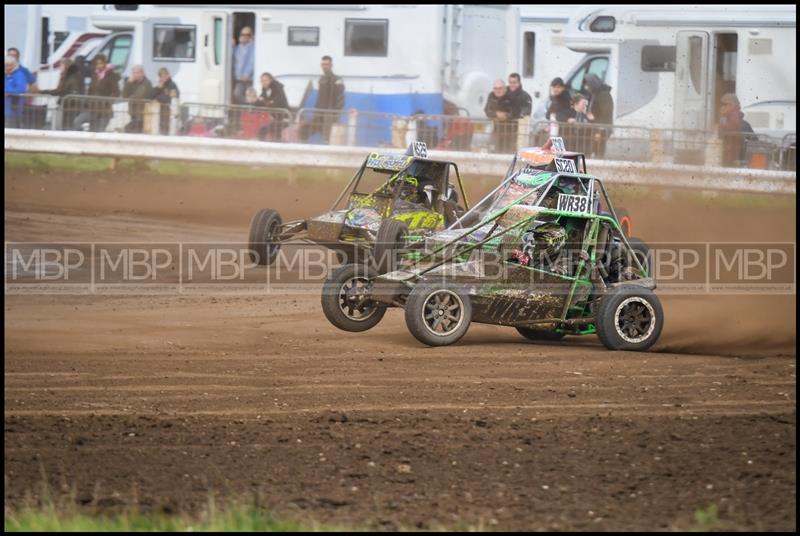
[398,174,420,202]
[521,222,567,260]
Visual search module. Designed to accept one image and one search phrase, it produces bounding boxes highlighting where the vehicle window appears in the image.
[590,16,615,33]
[688,36,703,95]
[288,26,319,47]
[213,18,222,65]
[569,57,608,93]
[153,24,196,61]
[98,35,132,71]
[523,32,535,78]
[345,19,388,57]
[54,31,70,53]
[641,45,676,72]
[587,57,609,79]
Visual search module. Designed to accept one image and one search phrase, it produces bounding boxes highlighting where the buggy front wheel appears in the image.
[595,285,663,351]
[404,284,471,346]
[321,264,386,332]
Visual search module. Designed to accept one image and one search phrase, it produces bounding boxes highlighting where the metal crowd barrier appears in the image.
[530,120,792,170]
[4,91,795,171]
[778,134,796,172]
[55,95,161,134]
[179,102,293,141]
[4,93,60,130]
[392,113,496,153]
[292,107,409,148]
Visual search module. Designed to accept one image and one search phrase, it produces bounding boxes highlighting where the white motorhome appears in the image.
[83,4,517,118]
[548,5,796,138]
[4,5,107,90]
[508,6,585,106]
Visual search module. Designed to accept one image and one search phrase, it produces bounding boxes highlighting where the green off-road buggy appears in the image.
[321,150,663,351]
[248,142,469,271]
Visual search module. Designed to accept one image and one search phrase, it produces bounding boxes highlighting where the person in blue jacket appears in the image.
[7,48,36,87]
[5,55,28,128]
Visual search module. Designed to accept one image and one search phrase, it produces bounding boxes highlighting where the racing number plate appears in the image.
[557,193,590,213]
[554,158,577,173]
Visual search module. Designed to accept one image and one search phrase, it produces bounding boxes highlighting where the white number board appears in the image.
[555,158,577,173]
[557,193,590,213]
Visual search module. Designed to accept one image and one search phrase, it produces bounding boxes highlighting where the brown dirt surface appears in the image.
[4,165,796,531]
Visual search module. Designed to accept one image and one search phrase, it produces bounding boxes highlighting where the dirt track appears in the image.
[4,166,796,530]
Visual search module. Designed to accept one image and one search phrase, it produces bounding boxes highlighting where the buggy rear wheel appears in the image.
[373,219,408,273]
[249,208,282,265]
[624,237,653,276]
[404,284,471,346]
[321,264,386,332]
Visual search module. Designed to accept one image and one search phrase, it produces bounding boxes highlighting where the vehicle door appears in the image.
[200,11,230,105]
[674,31,710,131]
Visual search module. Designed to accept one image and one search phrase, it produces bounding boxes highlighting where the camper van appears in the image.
[79,5,596,118]
[543,5,796,138]
[82,4,518,117]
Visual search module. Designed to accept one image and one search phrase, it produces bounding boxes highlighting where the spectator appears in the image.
[238,87,272,140]
[71,54,121,132]
[562,93,591,153]
[40,59,83,129]
[244,86,259,105]
[718,93,752,167]
[257,72,288,109]
[583,73,614,158]
[233,26,255,104]
[187,117,212,137]
[256,72,289,140]
[151,67,180,135]
[547,77,572,123]
[5,55,27,128]
[41,59,83,100]
[7,47,38,127]
[7,47,36,89]
[301,55,345,143]
[566,94,590,124]
[506,72,532,151]
[484,79,513,153]
[507,72,532,120]
[122,64,153,133]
